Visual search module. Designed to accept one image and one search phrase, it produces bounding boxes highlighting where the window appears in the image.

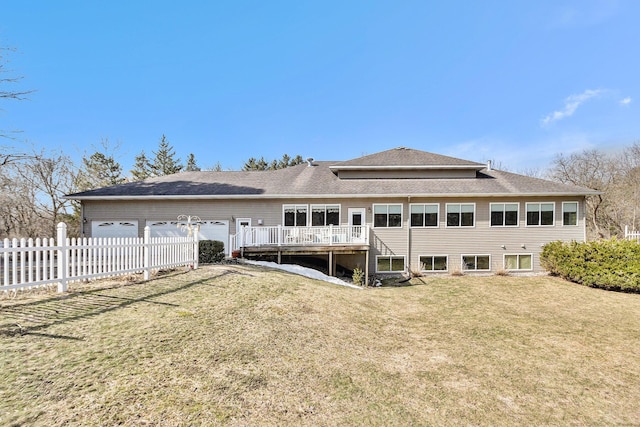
[311,204,340,226]
[526,203,554,226]
[462,255,490,271]
[373,204,402,228]
[410,204,439,227]
[446,203,475,227]
[283,205,307,227]
[420,255,448,272]
[376,255,406,272]
[563,202,578,226]
[490,203,519,227]
[504,254,533,271]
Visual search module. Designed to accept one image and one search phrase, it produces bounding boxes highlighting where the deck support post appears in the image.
[328,251,333,276]
[365,250,369,286]
[277,250,281,264]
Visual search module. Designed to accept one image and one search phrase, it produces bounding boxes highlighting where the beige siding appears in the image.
[82,195,586,274]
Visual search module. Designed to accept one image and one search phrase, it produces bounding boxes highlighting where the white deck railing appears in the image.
[230,225,369,252]
[625,225,640,242]
[1,223,198,293]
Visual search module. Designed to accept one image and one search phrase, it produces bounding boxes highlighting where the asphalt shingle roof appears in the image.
[66,148,598,199]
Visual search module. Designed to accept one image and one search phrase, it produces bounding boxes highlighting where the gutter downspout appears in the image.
[407,195,411,276]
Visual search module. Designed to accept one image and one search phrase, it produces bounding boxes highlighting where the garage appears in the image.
[146,220,229,250]
[91,221,139,238]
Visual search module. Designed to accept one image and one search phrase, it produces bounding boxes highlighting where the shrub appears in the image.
[540,239,640,292]
[352,267,365,287]
[198,240,225,264]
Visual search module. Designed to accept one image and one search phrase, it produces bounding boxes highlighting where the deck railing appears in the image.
[230,225,369,252]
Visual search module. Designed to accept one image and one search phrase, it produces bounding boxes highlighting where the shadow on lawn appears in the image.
[0,267,239,339]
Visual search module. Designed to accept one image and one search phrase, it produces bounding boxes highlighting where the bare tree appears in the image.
[548,150,618,238]
[22,152,76,236]
[1,47,34,141]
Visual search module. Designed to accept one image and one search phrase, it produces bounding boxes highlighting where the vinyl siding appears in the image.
[81,195,586,274]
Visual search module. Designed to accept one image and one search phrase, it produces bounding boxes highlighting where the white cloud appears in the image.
[541,89,604,126]
[620,97,632,106]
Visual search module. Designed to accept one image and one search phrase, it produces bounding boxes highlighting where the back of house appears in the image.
[66,147,597,281]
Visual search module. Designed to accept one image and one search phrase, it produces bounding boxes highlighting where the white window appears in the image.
[490,203,519,227]
[419,255,448,272]
[504,254,533,271]
[446,203,475,227]
[376,255,406,273]
[410,204,439,227]
[462,254,491,271]
[562,202,578,226]
[283,205,308,227]
[373,204,402,228]
[526,202,555,226]
[311,204,340,226]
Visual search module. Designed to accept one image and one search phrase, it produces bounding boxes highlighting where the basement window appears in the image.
[420,255,448,272]
[462,254,490,271]
[376,255,406,273]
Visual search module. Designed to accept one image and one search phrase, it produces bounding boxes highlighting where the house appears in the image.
[66,147,598,283]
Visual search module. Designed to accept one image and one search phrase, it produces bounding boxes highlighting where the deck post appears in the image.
[365,249,369,286]
[328,251,333,276]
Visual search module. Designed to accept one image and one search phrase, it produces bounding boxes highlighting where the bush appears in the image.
[199,240,225,264]
[540,239,640,292]
[352,267,365,287]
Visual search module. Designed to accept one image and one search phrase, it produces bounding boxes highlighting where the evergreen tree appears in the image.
[242,153,304,171]
[149,135,183,176]
[185,153,201,171]
[130,151,152,181]
[75,142,125,191]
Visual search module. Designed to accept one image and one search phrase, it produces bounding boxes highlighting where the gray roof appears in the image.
[331,147,485,169]
[66,148,599,200]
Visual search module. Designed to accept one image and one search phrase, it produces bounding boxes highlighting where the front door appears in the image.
[236,218,252,246]
[348,208,366,242]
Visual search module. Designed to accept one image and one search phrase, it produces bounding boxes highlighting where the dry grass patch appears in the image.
[1,265,640,426]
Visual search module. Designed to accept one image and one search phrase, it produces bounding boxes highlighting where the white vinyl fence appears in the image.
[1,223,198,293]
[625,225,640,242]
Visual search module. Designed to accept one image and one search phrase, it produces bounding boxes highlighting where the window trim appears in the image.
[445,203,476,228]
[419,254,448,272]
[525,202,555,227]
[310,204,341,227]
[461,254,491,272]
[372,203,403,228]
[562,201,579,227]
[282,204,308,227]
[410,203,440,228]
[489,202,520,227]
[503,253,533,272]
[375,255,406,273]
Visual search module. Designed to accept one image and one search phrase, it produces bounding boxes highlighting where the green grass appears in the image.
[2,265,640,426]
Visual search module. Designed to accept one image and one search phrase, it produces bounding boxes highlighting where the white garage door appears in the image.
[91,221,139,238]
[146,220,229,250]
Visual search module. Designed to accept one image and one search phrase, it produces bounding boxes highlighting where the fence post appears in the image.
[625,225,629,239]
[57,222,68,293]
[193,231,199,270]
[143,226,151,280]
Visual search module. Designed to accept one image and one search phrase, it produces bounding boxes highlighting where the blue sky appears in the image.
[1,0,638,173]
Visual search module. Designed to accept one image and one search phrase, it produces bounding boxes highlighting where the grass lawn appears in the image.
[2,265,640,426]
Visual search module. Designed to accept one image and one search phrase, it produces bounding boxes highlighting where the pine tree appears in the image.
[131,151,152,181]
[185,153,201,171]
[242,153,304,171]
[75,145,125,191]
[149,135,183,176]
